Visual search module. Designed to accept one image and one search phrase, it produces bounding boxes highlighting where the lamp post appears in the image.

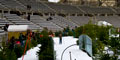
[69,51,72,60]
[61,44,77,60]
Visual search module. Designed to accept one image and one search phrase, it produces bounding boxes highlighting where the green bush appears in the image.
[31,39,37,47]
[0,48,17,60]
[68,30,73,36]
[55,31,62,37]
[74,21,113,57]
[6,50,17,60]
[100,54,110,60]
[0,50,7,60]
[39,48,54,60]
[76,40,79,45]
[38,30,54,60]
[14,45,24,58]
[38,37,54,60]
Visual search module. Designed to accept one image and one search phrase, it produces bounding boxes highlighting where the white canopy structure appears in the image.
[98,21,112,26]
[8,25,28,32]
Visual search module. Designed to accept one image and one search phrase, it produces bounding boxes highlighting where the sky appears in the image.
[48,0,60,3]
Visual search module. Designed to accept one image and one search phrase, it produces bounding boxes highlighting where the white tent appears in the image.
[8,25,28,32]
[97,21,112,26]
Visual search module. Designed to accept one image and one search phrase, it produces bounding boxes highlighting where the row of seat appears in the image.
[67,16,120,27]
[30,15,63,32]
[79,6,115,14]
[3,13,42,30]
[0,0,119,14]
[0,13,120,32]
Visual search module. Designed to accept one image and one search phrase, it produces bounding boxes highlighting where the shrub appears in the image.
[0,48,17,60]
[76,40,79,45]
[74,21,112,57]
[38,33,54,60]
[14,45,23,58]
[6,50,17,60]
[68,30,73,36]
[55,31,62,37]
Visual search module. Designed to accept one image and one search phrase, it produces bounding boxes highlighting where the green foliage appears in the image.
[31,39,37,47]
[110,37,119,48]
[40,29,49,37]
[92,40,105,56]
[55,31,62,37]
[39,48,54,60]
[14,45,24,58]
[38,33,54,60]
[96,26,110,45]
[68,30,73,36]
[74,21,112,57]
[6,50,17,60]
[55,27,74,36]
[0,48,17,60]
[100,54,111,60]
[75,22,97,39]
[0,50,7,60]
[0,32,40,60]
[75,26,83,38]
[76,40,79,45]
[74,21,120,59]
[99,54,117,60]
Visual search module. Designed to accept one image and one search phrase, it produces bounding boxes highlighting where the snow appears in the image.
[18,36,92,60]
[8,25,28,32]
[53,36,92,60]
[110,34,119,37]
[18,44,41,60]
[104,47,109,50]
[118,55,120,59]
[104,47,114,56]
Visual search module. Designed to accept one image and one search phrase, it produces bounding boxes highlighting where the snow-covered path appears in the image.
[53,36,92,60]
[18,44,41,60]
[17,36,92,60]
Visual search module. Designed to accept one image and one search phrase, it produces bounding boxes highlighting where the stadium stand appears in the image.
[66,16,90,26]
[17,0,54,13]
[0,3,8,10]
[114,7,120,14]
[30,15,63,32]
[96,16,120,27]
[0,18,13,28]
[78,6,115,14]
[44,16,78,29]
[0,0,26,11]
[3,13,42,30]
[51,16,78,29]
[45,2,83,14]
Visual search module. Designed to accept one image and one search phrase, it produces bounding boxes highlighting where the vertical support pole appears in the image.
[43,13,45,17]
[26,11,28,16]
[22,34,31,60]
[69,51,72,60]
[2,10,4,18]
[8,10,10,14]
[49,13,50,17]
[31,11,33,16]
[55,13,57,16]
